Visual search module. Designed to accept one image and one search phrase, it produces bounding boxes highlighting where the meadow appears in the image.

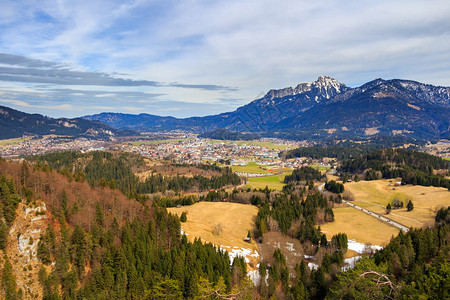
[231,162,271,174]
[320,206,400,247]
[168,202,260,269]
[345,179,450,228]
[247,173,289,190]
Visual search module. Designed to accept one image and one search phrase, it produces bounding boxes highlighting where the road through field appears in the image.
[341,200,409,232]
[318,183,409,233]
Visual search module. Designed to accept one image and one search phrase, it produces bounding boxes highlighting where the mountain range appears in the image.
[0,105,127,139]
[0,76,448,140]
[85,76,450,140]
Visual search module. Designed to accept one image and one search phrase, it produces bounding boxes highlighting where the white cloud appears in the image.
[0,0,449,117]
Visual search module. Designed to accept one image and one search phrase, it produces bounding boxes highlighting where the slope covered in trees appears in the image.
[339,148,450,188]
[1,150,448,299]
[280,137,422,160]
[329,223,449,299]
[27,151,241,198]
[0,156,253,299]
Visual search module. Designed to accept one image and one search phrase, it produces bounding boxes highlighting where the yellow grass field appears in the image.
[345,179,450,228]
[168,202,260,269]
[320,207,400,246]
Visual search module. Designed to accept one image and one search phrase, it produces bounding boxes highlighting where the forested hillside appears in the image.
[0,157,253,299]
[339,148,450,188]
[0,150,448,299]
[27,151,241,198]
[329,223,449,299]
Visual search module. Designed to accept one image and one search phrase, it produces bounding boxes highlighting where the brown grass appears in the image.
[345,179,450,228]
[259,232,304,273]
[168,202,260,269]
[320,207,400,247]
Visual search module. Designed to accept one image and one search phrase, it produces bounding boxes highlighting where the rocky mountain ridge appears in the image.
[84,76,449,140]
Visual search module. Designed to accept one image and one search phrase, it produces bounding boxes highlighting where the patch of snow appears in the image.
[247,270,260,286]
[248,270,268,286]
[347,240,382,254]
[227,248,259,264]
[341,256,362,271]
[308,262,319,270]
[285,242,294,252]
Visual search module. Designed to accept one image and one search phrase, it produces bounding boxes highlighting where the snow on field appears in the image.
[219,245,259,264]
[285,242,294,251]
[308,262,319,270]
[341,256,362,271]
[347,240,382,254]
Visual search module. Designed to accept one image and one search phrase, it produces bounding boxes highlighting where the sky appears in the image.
[0,0,449,118]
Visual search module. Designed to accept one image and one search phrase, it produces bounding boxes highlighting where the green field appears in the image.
[0,137,32,146]
[444,157,450,161]
[231,162,271,174]
[207,139,290,150]
[247,173,289,190]
[310,164,331,171]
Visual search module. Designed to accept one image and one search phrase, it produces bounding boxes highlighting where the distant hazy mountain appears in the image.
[0,105,126,139]
[84,76,450,140]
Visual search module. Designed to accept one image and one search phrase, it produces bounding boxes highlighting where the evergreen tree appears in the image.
[386,203,392,214]
[1,257,18,299]
[407,200,414,211]
[180,212,187,222]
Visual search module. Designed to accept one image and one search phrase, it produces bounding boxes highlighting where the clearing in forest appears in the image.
[247,173,291,190]
[168,202,260,269]
[320,206,399,247]
[345,179,450,228]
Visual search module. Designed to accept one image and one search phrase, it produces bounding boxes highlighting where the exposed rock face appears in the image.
[6,201,48,299]
[262,76,347,101]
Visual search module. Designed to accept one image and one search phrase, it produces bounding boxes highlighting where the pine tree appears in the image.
[0,222,8,250]
[180,212,187,222]
[407,200,414,212]
[1,257,18,299]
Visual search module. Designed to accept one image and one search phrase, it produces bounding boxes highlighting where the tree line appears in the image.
[27,151,241,199]
[339,148,450,189]
[0,155,253,299]
[284,166,325,183]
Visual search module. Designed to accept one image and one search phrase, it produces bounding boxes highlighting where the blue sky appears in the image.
[0,0,449,118]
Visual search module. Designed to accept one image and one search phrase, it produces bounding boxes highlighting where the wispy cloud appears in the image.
[0,0,449,118]
[1,99,74,111]
[0,53,233,90]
